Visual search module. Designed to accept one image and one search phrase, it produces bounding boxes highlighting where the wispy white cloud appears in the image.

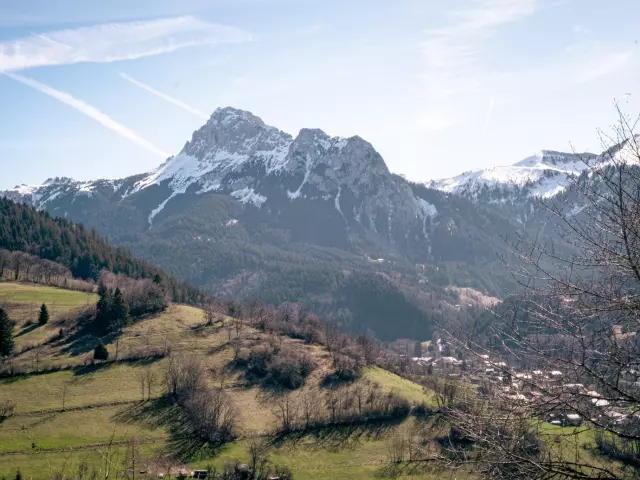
[574,49,634,84]
[483,95,496,132]
[417,0,540,132]
[5,72,169,158]
[120,73,209,120]
[0,16,252,72]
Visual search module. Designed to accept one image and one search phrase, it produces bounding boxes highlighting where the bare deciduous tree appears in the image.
[356,333,379,365]
[300,389,319,428]
[445,106,640,479]
[232,315,243,358]
[273,393,298,433]
[145,367,155,400]
[137,369,146,402]
[205,305,216,326]
[162,354,238,446]
[183,386,238,444]
[163,354,206,401]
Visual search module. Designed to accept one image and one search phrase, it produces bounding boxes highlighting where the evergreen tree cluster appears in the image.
[95,284,131,333]
[0,197,208,305]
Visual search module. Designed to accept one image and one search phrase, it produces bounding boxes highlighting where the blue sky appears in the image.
[1,0,639,189]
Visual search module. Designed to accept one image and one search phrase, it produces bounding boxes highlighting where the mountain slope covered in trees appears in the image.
[0,197,207,305]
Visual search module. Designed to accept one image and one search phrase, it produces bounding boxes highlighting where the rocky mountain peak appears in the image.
[2,106,437,249]
[43,176,76,186]
[210,106,266,127]
[182,107,293,168]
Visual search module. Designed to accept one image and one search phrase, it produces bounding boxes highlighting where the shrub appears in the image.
[0,400,15,420]
[270,350,315,389]
[182,387,238,445]
[323,354,362,385]
[163,355,238,447]
[273,465,294,480]
[246,346,274,378]
[245,346,316,390]
[411,402,434,418]
[93,343,109,360]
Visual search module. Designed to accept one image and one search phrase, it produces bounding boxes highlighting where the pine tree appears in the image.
[95,288,112,333]
[38,303,49,325]
[0,307,14,357]
[110,287,131,332]
[414,341,422,358]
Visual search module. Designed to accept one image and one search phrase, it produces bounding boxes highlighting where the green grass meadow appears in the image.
[0,282,467,480]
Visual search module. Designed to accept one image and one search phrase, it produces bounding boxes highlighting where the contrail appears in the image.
[120,73,209,120]
[483,95,496,132]
[6,72,169,158]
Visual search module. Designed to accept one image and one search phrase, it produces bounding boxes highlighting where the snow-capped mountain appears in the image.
[5,107,439,257]
[429,150,597,202]
[4,176,132,211]
[1,106,551,338]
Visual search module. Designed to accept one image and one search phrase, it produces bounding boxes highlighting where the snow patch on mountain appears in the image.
[135,153,205,193]
[287,153,312,199]
[334,187,345,218]
[417,198,438,218]
[12,184,40,196]
[149,192,179,225]
[416,198,437,238]
[77,183,95,197]
[230,187,267,207]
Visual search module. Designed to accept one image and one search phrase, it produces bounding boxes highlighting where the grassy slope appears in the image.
[0,283,96,305]
[1,283,97,352]
[0,283,468,480]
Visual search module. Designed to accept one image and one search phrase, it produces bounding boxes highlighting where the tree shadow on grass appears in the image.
[0,377,19,385]
[208,342,231,356]
[59,330,121,358]
[55,311,159,358]
[270,417,405,452]
[190,322,223,337]
[16,322,40,337]
[114,396,230,462]
[72,355,162,377]
[373,461,442,479]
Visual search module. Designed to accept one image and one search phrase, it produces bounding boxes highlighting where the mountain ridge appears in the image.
[427,150,598,202]
[0,106,553,339]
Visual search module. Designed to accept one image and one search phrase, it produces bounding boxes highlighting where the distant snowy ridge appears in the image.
[4,177,120,210]
[428,150,597,200]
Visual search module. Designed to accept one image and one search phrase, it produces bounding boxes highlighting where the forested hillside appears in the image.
[0,198,207,305]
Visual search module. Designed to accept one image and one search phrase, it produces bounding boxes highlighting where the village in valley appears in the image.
[394,331,637,430]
